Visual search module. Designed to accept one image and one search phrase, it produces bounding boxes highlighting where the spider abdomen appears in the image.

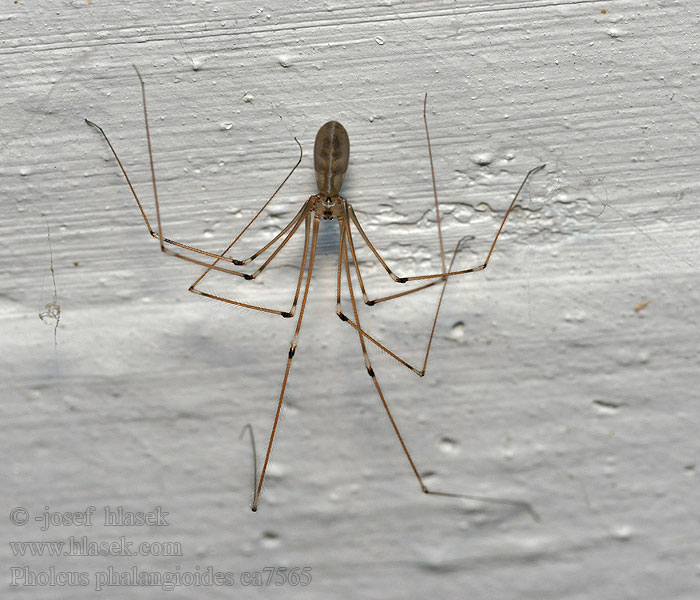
[313,121,349,199]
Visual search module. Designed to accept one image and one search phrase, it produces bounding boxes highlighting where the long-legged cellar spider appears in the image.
[87,68,544,518]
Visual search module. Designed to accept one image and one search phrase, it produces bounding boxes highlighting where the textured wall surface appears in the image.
[2,1,699,598]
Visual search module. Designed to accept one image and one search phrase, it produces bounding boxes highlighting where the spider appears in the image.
[87,67,544,518]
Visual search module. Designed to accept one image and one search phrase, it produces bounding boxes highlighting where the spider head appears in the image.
[312,194,344,220]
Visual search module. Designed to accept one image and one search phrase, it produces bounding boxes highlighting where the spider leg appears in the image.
[338,215,467,376]
[252,214,322,510]
[239,424,258,510]
[85,65,303,268]
[190,206,313,318]
[348,165,545,285]
[339,214,539,521]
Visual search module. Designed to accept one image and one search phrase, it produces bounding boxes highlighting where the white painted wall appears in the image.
[2,1,699,598]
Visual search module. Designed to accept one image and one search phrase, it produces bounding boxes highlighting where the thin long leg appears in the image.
[344,204,445,306]
[339,222,467,376]
[252,214,322,511]
[190,208,313,318]
[341,94,447,304]
[85,65,303,268]
[234,200,307,267]
[148,198,309,280]
[239,424,258,510]
[232,200,310,280]
[423,93,447,275]
[349,163,545,284]
[340,216,538,521]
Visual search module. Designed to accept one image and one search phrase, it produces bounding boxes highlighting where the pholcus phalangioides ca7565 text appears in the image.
[86,67,545,519]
